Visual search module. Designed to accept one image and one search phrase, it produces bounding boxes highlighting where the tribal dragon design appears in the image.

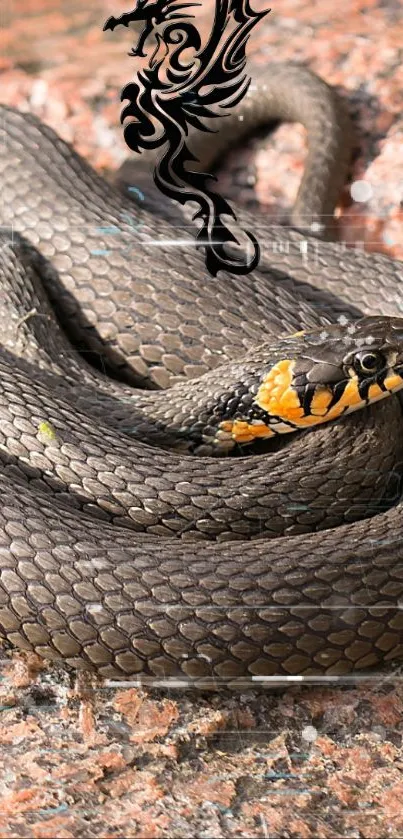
[104,1,270,276]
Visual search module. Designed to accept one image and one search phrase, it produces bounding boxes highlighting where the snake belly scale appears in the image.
[1,64,403,687]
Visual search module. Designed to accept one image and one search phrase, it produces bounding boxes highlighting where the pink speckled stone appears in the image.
[0,2,403,836]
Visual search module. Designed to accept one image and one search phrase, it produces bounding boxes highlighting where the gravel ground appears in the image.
[1,1,403,836]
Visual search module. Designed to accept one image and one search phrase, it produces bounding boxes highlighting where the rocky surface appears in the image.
[1,0,403,836]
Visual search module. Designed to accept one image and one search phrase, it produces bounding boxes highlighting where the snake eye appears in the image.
[353,350,386,376]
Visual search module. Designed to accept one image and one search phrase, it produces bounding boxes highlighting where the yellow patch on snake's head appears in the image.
[217,419,275,446]
[256,360,304,421]
[255,359,350,429]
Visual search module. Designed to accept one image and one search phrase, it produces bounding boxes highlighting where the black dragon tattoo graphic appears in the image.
[104,1,270,276]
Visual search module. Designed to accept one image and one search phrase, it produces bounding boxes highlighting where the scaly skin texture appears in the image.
[0,64,403,687]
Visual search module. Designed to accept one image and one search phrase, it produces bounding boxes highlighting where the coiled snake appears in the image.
[1,64,403,688]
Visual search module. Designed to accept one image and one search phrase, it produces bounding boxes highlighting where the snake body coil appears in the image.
[1,64,403,687]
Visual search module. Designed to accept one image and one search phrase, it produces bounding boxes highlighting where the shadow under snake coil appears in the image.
[103,0,270,276]
[1,59,403,687]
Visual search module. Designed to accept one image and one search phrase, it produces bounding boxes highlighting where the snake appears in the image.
[1,63,403,688]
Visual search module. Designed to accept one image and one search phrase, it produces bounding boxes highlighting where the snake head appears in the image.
[252,316,403,433]
[145,317,403,456]
[207,317,403,450]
